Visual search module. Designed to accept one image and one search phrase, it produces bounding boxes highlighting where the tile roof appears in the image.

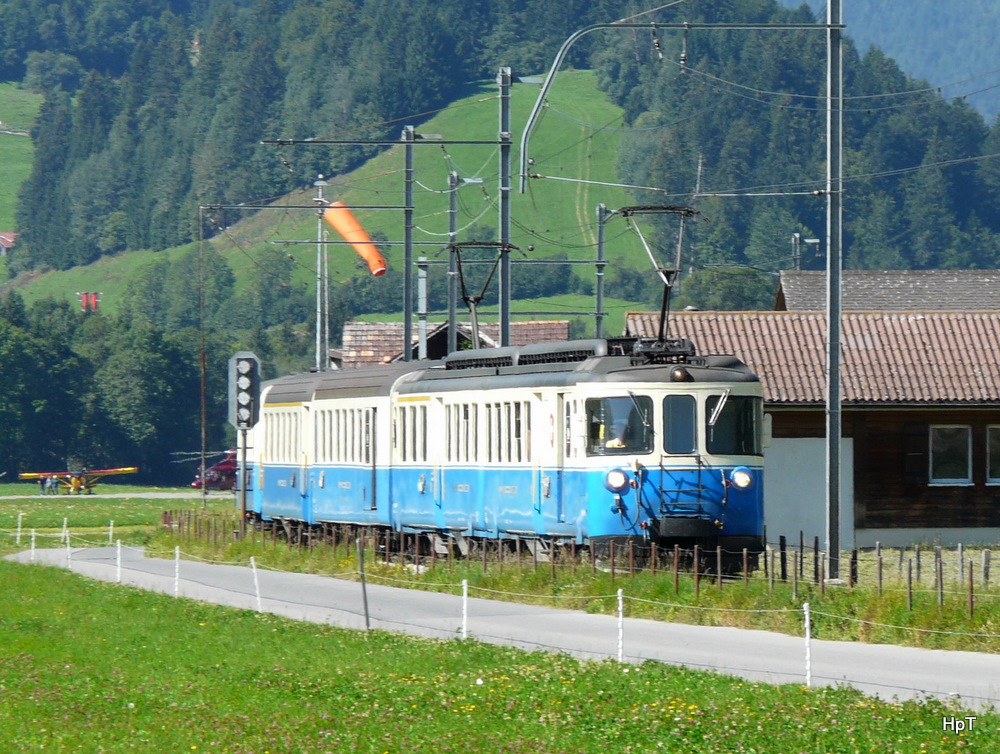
[341,320,571,367]
[625,310,1000,405]
[775,270,1000,311]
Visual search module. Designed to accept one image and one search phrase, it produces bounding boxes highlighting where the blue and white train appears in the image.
[248,336,766,563]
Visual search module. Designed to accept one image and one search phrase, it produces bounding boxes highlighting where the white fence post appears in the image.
[116,539,122,584]
[461,579,469,640]
[804,602,812,688]
[617,588,624,663]
[108,520,114,546]
[16,512,22,546]
[30,529,35,562]
[62,517,68,544]
[174,545,180,597]
[251,556,262,611]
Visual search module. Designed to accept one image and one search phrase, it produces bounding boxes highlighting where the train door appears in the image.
[367,406,378,511]
[534,392,564,528]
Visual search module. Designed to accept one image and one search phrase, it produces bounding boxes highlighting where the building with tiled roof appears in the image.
[341,320,571,368]
[625,310,1000,406]
[625,310,1000,549]
[774,269,1000,311]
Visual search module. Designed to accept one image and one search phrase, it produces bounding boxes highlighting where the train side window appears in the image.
[663,395,696,454]
[585,396,652,455]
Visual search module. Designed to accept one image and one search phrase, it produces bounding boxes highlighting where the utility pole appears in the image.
[826,0,844,580]
[314,175,328,371]
[448,171,459,355]
[403,125,415,361]
[498,67,513,346]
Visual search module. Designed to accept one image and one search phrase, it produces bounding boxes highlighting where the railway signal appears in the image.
[228,351,260,429]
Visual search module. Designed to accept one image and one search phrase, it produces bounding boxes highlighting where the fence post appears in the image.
[907,559,913,611]
[799,530,804,578]
[116,539,122,584]
[803,602,811,688]
[358,538,370,631]
[461,579,468,640]
[984,550,991,586]
[16,512,22,546]
[673,545,680,593]
[934,548,944,612]
[792,551,798,600]
[173,545,180,597]
[250,556,262,611]
[969,561,975,618]
[717,546,723,592]
[30,529,36,563]
[108,520,114,546]
[617,588,624,663]
[779,535,787,581]
[693,545,701,600]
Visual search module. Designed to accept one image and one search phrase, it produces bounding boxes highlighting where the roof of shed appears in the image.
[775,270,1000,311]
[625,310,1000,405]
[341,320,571,368]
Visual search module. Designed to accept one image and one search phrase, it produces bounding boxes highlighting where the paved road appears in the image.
[8,546,1000,712]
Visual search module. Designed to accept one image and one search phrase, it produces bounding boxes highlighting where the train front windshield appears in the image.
[586,392,763,457]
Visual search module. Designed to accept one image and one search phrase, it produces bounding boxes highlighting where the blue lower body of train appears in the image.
[250,458,763,552]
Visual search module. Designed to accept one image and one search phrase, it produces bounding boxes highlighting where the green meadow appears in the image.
[1,492,996,751]
[0,560,990,753]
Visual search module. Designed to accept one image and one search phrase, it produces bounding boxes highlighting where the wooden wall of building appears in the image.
[770,407,1000,529]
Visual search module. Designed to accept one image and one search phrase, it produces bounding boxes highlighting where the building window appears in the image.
[929,425,972,485]
[988,426,1000,485]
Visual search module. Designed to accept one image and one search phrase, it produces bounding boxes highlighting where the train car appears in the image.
[248,336,766,564]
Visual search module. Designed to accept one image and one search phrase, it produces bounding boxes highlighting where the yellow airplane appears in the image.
[19,467,139,495]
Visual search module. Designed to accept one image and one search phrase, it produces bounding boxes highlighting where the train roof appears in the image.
[263,337,758,404]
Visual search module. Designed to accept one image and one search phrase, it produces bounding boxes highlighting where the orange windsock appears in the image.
[322,202,387,276]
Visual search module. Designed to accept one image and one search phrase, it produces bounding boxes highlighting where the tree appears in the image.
[94,321,199,482]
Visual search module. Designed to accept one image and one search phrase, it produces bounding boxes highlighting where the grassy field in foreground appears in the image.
[0,561,991,753]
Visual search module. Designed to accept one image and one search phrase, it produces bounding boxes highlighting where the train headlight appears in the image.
[729,466,753,489]
[605,468,630,493]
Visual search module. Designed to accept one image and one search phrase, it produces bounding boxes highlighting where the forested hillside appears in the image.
[595,1,1000,304]
[779,0,1000,121]
[2,0,1000,482]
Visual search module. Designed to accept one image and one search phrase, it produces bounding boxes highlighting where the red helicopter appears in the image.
[190,450,237,491]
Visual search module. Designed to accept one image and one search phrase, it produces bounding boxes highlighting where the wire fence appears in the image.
[6,520,1000,710]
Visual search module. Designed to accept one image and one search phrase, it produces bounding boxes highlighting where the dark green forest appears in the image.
[779,0,1000,121]
[2,0,1000,481]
